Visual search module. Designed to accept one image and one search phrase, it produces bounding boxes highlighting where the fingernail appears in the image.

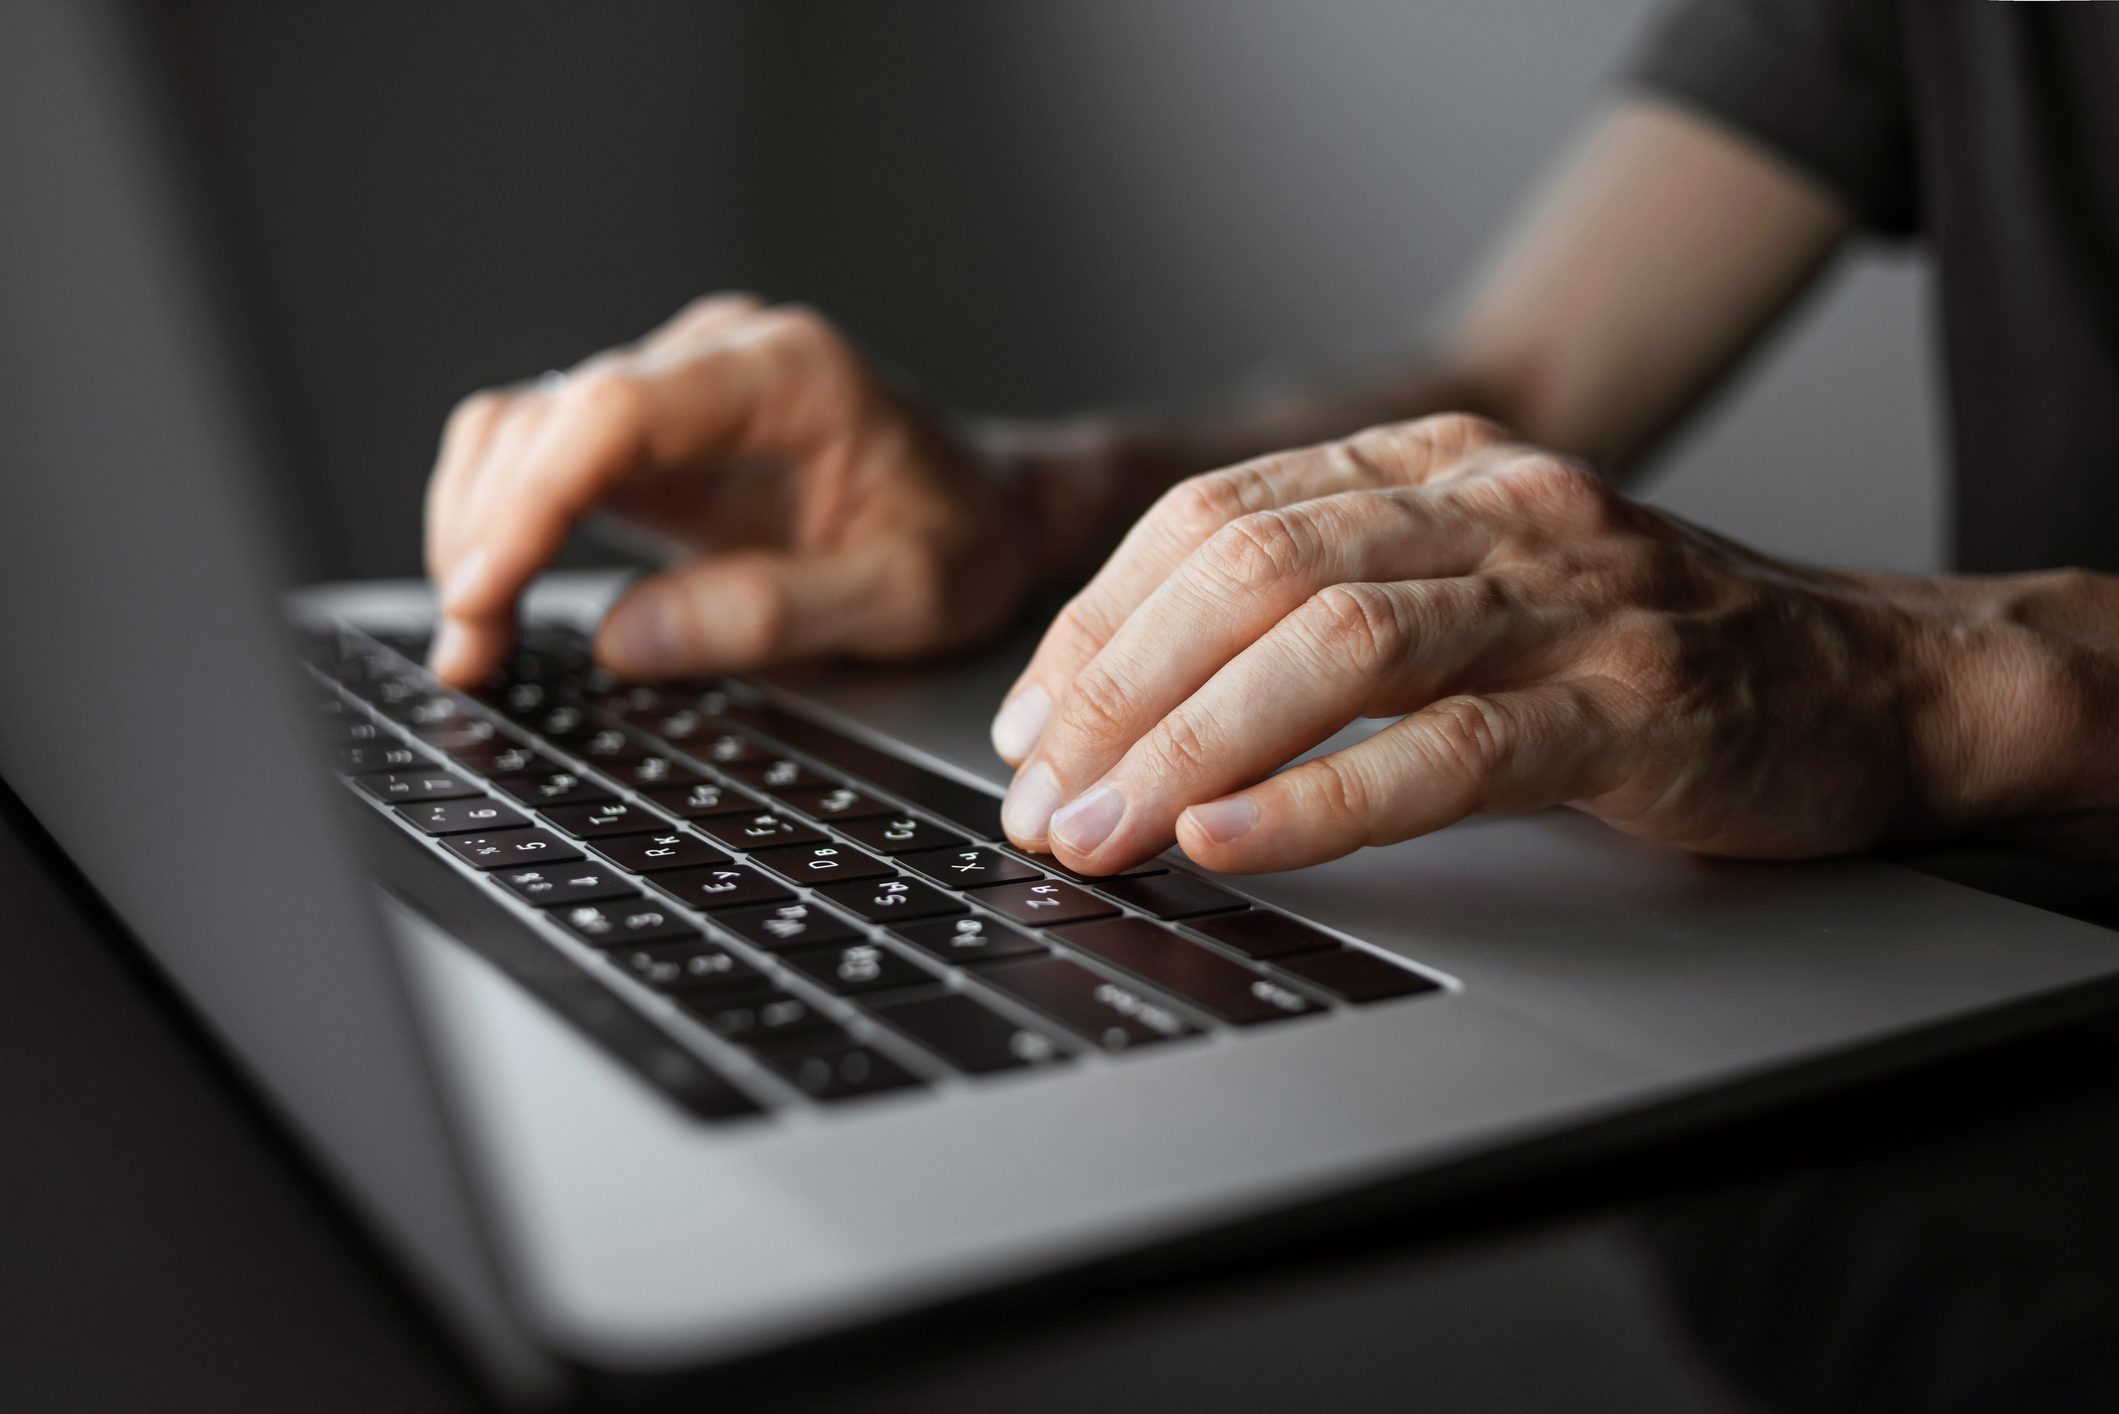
[440,545,491,613]
[989,685,1051,762]
[428,619,470,681]
[598,591,681,676]
[1050,784,1124,857]
[1001,761,1065,845]
[1183,796,1258,844]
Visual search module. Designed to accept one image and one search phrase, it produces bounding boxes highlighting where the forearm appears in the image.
[985,99,1853,591]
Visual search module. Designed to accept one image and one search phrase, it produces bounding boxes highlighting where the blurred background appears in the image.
[156,0,1942,583]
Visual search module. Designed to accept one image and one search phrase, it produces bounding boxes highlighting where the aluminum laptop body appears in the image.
[6,2,2118,1402]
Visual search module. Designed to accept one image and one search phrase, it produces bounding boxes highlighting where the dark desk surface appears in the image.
[6,778,2118,1414]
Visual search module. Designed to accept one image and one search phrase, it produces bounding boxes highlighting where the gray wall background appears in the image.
[176,0,1942,582]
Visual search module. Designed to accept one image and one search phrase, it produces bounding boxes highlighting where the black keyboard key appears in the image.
[1092,872,1248,920]
[977,956,1201,1051]
[775,784,893,823]
[487,680,554,716]
[553,898,697,947]
[354,768,483,804]
[1275,948,1442,1003]
[381,693,471,732]
[445,738,552,777]
[642,780,767,821]
[608,753,707,790]
[721,702,1006,840]
[716,900,860,952]
[599,685,691,721]
[1055,917,1321,1026]
[694,811,827,851]
[574,728,647,767]
[490,769,617,809]
[411,716,502,751]
[779,940,935,996]
[325,717,389,745]
[613,938,765,995]
[585,831,731,874]
[724,756,834,794]
[395,797,527,836]
[514,702,597,746]
[970,878,1120,928]
[646,864,793,912]
[750,842,894,886]
[683,988,836,1045]
[337,741,427,774]
[493,863,637,907]
[897,846,1043,890]
[815,876,966,924]
[869,992,1070,1074]
[439,827,584,870]
[649,710,750,753]
[753,1035,924,1103]
[539,799,674,839]
[834,814,967,856]
[1187,910,1341,961]
[889,914,1046,967]
[1011,851,1169,885]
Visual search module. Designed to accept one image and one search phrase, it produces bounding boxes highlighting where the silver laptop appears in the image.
[7,3,2118,1403]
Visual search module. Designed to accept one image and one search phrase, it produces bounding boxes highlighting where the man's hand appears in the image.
[424,294,1037,686]
[992,413,2104,873]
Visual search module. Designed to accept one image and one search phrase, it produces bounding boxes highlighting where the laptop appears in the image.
[7,2,2119,1403]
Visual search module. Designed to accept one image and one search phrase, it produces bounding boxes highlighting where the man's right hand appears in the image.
[424,293,1039,687]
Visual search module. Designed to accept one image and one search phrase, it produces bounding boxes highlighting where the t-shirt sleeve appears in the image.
[1627,0,1918,236]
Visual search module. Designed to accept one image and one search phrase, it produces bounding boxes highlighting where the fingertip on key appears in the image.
[1000,760,1064,848]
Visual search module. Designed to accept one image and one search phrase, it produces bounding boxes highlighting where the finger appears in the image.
[989,412,1508,766]
[635,291,766,364]
[592,542,924,679]
[1017,488,1499,851]
[424,389,513,585]
[1175,680,1623,873]
[427,396,561,685]
[441,309,862,632]
[1044,576,1548,870]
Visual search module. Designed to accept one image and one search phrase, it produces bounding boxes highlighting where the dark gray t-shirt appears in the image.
[1633,0,2119,573]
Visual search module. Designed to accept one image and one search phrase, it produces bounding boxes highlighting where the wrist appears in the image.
[970,416,1184,588]
[1904,569,2119,837]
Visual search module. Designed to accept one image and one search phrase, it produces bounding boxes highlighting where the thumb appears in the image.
[592,545,913,679]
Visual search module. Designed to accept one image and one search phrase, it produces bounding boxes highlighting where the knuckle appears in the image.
[561,368,649,428]
[1143,709,1217,781]
[684,290,763,320]
[1360,412,1510,480]
[1509,454,1615,529]
[1047,593,1116,657]
[1305,751,1374,825]
[1298,582,1408,670]
[761,301,837,348]
[1058,661,1139,755]
[1201,509,1312,592]
[1156,471,1251,545]
[1419,695,1509,789]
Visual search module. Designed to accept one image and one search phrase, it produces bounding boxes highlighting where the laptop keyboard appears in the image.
[303,622,1446,1123]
